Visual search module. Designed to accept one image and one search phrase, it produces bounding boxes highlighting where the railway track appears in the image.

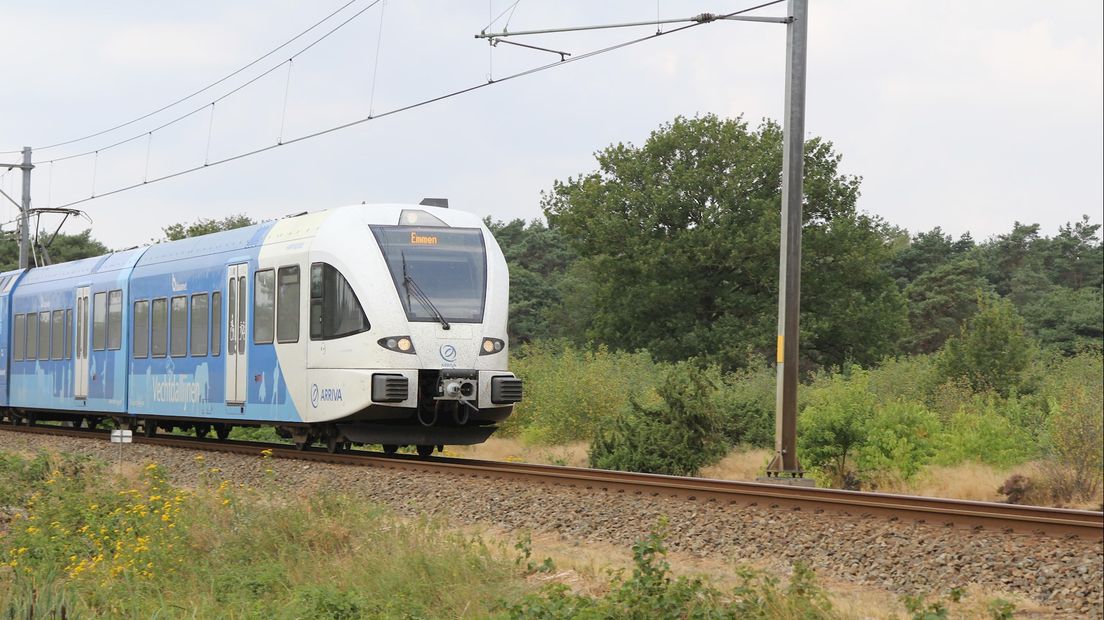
[3,423,1101,541]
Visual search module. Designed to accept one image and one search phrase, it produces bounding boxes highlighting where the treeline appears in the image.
[491,115,1102,368]
[0,215,255,271]
[490,115,1101,502]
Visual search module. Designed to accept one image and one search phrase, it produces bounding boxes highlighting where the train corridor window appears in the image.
[211,291,221,356]
[12,314,24,361]
[254,269,275,344]
[151,298,168,358]
[38,313,50,362]
[133,300,149,358]
[51,311,64,360]
[92,292,107,351]
[170,296,187,357]
[107,290,122,350]
[26,311,37,360]
[309,263,370,341]
[190,294,208,356]
[277,266,300,343]
[65,309,73,359]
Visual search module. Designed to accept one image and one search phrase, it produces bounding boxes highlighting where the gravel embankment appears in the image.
[3,431,1102,617]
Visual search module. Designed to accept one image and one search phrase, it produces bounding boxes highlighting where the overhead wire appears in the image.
[33,0,384,166]
[47,0,785,211]
[0,0,370,156]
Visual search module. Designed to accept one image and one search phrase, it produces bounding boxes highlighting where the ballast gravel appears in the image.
[3,431,1102,617]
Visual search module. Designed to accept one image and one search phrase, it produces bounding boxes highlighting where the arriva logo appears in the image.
[439,344,457,363]
[310,384,343,408]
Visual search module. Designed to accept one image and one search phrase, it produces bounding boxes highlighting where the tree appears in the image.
[542,114,906,370]
[937,295,1035,395]
[902,258,990,353]
[0,229,109,271]
[484,218,577,345]
[163,214,255,241]
[889,227,975,289]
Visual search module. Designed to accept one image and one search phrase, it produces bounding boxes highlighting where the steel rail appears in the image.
[3,423,1101,540]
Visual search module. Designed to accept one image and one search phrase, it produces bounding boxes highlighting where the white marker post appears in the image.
[110,429,132,475]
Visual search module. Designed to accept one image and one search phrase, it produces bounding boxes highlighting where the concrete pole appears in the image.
[19,146,32,270]
[766,0,807,477]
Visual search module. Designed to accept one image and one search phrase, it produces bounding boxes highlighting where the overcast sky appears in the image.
[1,0,1101,250]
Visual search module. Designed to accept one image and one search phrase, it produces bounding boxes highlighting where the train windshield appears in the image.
[371,226,487,323]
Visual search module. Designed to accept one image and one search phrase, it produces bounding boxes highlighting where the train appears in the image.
[0,200,523,456]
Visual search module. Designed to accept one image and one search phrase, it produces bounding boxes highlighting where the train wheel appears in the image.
[293,439,309,451]
[382,444,398,456]
[215,424,231,441]
[195,424,210,439]
[143,421,157,437]
[415,444,434,458]
[325,435,340,454]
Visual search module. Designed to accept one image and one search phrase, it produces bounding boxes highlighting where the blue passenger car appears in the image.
[1,203,522,454]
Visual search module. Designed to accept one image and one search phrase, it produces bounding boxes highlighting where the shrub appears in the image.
[865,354,940,405]
[503,340,664,444]
[936,295,1035,396]
[933,402,1037,468]
[797,368,877,486]
[714,362,776,448]
[589,363,727,476]
[856,401,941,484]
[1041,379,1104,503]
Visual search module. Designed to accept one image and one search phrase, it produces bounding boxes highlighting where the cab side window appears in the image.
[310,263,369,340]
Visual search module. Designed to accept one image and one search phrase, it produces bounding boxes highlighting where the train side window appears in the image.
[190,294,209,356]
[26,311,37,360]
[107,290,123,350]
[151,298,168,358]
[38,313,50,362]
[211,291,222,357]
[253,269,275,344]
[13,314,24,361]
[170,296,187,357]
[51,311,64,360]
[277,266,300,343]
[65,309,73,359]
[92,292,107,351]
[133,300,149,358]
[309,262,370,341]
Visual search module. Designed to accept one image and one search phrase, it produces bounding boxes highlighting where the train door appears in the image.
[74,286,90,399]
[225,264,248,404]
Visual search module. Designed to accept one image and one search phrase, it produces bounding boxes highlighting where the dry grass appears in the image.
[467,525,1058,619]
[877,461,1014,502]
[699,448,774,481]
[444,437,589,468]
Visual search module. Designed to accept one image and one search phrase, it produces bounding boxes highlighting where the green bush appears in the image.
[589,364,727,476]
[1041,375,1104,503]
[857,401,941,483]
[937,295,1035,396]
[864,355,940,405]
[713,363,776,448]
[933,399,1037,467]
[797,368,877,485]
[503,340,664,444]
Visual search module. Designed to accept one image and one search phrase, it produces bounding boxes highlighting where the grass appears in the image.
[0,451,525,618]
[4,448,954,619]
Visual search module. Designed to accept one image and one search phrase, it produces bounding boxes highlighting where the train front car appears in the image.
[276,203,522,454]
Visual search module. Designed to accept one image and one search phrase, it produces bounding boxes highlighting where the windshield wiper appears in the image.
[402,253,451,330]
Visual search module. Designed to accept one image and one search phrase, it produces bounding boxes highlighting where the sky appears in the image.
[1,0,1101,250]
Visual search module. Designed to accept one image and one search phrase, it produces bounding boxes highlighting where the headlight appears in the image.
[378,336,416,354]
[479,337,505,355]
